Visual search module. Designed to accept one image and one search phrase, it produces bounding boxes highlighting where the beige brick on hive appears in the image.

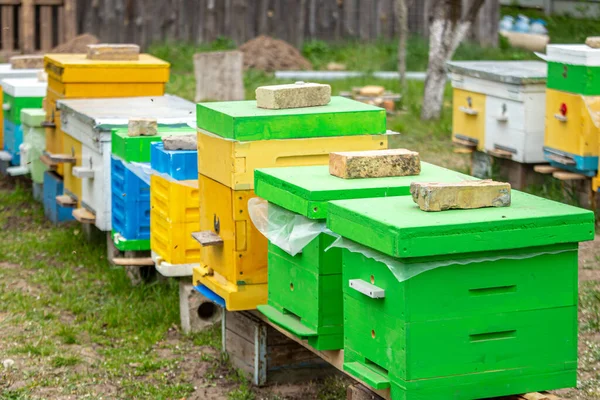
[10,55,44,69]
[586,36,600,49]
[255,82,331,109]
[128,118,157,137]
[86,44,140,60]
[359,85,385,97]
[37,70,48,82]
[163,134,197,150]
[410,180,511,212]
[329,149,421,179]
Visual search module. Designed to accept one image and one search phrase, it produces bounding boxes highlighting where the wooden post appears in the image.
[194,50,244,102]
[63,0,77,43]
[40,6,53,51]
[2,5,15,52]
[20,0,35,53]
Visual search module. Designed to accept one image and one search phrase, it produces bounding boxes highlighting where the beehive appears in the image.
[193,97,391,311]
[43,170,74,223]
[326,192,594,399]
[57,95,195,231]
[447,61,547,162]
[16,109,47,183]
[254,163,470,350]
[150,142,200,277]
[543,45,600,175]
[1,78,46,165]
[111,126,195,252]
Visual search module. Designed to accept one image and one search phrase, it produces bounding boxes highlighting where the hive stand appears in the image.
[179,280,222,334]
[471,151,545,190]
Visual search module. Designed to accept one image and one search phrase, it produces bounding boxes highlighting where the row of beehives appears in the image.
[449,43,600,181]
[0,45,595,400]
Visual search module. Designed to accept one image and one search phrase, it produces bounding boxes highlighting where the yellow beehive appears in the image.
[61,133,82,203]
[150,175,201,265]
[452,88,486,151]
[197,129,390,190]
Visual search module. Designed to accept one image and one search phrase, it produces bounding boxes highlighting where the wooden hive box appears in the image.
[447,61,547,163]
[546,44,600,96]
[253,163,471,350]
[18,108,47,183]
[326,192,594,399]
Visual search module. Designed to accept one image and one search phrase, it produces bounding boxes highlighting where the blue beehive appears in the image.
[43,171,75,223]
[150,142,198,181]
[4,120,23,165]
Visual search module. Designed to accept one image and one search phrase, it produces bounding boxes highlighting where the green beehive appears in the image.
[196,96,386,141]
[546,44,600,95]
[21,108,47,184]
[111,126,195,163]
[326,192,594,399]
[255,163,471,350]
[1,78,46,124]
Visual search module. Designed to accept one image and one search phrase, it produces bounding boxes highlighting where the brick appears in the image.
[86,44,140,60]
[255,82,331,109]
[162,134,197,150]
[329,149,420,179]
[37,70,47,82]
[359,85,385,97]
[410,180,511,212]
[128,118,157,137]
[586,36,600,49]
[10,55,44,69]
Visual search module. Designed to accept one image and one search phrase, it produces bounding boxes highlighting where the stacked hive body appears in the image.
[325,192,593,399]
[254,163,470,350]
[57,95,195,231]
[544,45,600,176]
[448,61,547,162]
[1,78,46,166]
[193,96,392,311]
[150,141,201,277]
[111,126,195,252]
[0,64,41,155]
[42,52,169,220]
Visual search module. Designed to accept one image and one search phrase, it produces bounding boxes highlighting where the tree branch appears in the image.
[462,0,486,23]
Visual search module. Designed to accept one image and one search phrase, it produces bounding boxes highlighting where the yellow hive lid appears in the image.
[44,54,170,83]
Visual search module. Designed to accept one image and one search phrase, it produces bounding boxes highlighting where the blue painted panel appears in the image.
[194,285,226,308]
[4,120,23,166]
[150,142,198,181]
[43,171,74,223]
[543,147,598,176]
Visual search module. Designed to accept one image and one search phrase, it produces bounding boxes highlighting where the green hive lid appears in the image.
[21,108,46,127]
[196,96,386,141]
[254,163,471,219]
[327,191,595,259]
[111,126,196,163]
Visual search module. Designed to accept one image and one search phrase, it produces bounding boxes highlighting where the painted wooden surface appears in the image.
[197,128,390,190]
[3,94,45,125]
[151,212,201,266]
[61,132,82,206]
[112,127,195,163]
[21,108,48,184]
[547,62,600,96]
[79,141,112,231]
[450,73,546,101]
[447,61,547,86]
[150,174,199,224]
[150,142,198,181]
[254,163,470,220]
[452,88,486,151]
[43,170,74,223]
[196,97,386,141]
[48,77,166,98]
[3,120,22,165]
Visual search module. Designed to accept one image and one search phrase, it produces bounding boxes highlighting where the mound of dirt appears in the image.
[51,33,99,53]
[239,35,312,72]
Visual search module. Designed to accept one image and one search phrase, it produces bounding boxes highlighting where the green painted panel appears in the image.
[342,243,578,322]
[255,163,470,219]
[111,126,196,163]
[196,96,386,141]
[21,108,46,127]
[111,231,151,251]
[3,94,44,124]
[327,191,594,258]
[547,62,600,95]
[23,126,47,183]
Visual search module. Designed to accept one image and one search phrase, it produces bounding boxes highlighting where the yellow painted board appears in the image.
[62,133,82,205]
[198,129,390,190]
[47,76,165,98]
[452,88,486,151]
[544,88,600,157]
[44,54,170,83]
[193,265,268,311]
[199,174,268,286]
[150,175,199,224]
[151,211,201,265]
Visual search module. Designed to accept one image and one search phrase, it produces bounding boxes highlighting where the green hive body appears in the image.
[547,62,600,95]
[326,192,594,399]
[111,126,196,163]
[4,94,44,124]
[21,108,47,184]
[196,96,386,141]
[255,163,471,350]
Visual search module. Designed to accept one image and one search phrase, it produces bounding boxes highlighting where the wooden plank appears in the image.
[2,5,15,52]
[545,152,576,166]
[487,148,513,160]
[452,137,477,148]
[533,165,559,174]
[112,257,155,266]
[49,153,76,164]
[552,171,588,181]
[20,0,35,53]
[72,207,95,224]
[191,231,224,247]
[39,154,58,168]
[39,5,53,50]
[56,194,76,207]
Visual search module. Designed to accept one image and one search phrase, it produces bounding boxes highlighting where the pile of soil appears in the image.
[239,35,312,71]
[51,33,99,53]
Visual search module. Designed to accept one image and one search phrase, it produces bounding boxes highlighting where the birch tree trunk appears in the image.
[421,0,487,121]
[396,0,409,91]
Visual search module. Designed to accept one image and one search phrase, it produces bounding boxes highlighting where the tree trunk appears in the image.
[396,0,409,91]
[420,0,486,121]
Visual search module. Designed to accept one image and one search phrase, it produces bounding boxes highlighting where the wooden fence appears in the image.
[0,0,76,55]
[75,0,500,49]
